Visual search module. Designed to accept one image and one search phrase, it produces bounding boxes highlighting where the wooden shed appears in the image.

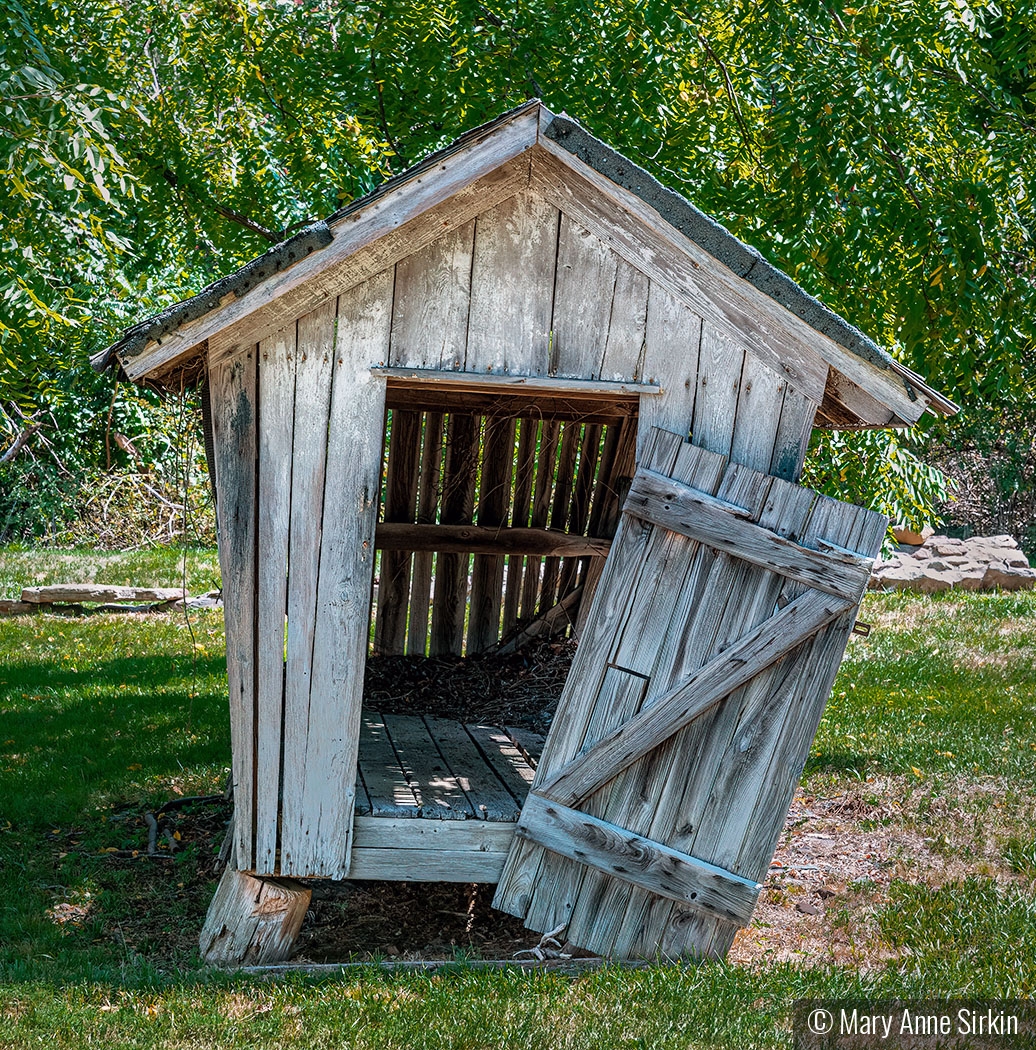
[95,100,955,964]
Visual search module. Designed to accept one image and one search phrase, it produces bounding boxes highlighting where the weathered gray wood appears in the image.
[389,220,474,370]
[359,713,422,817]
[769,384,818,481]
[637,282,702,456]
[505,726,546,768]
[374,367,659,397]
[20,585,187,603]
[818,368,896,428]
[376,522,611,557]
[729,352,787,472]
[407,412,444,656]
[551,214,618,379]
[127,109,538,381]
[464,724,538,800]
[424,717,523,821]
[466,190,560,375]
[468,415,515,652]
[624,468,874,600]
[254,324,296,874]
[430,413,477,656]
[516,794,761,924]
[278,300,335,876]
[297,274,391,877]
[532,143,926,420]
[352,815,518,850]
[383,713,475,819]
[208,348,259,871]
[200,868,311,966]
[375,409,421,655]
[538,422,580,614]
[347,848,509,883]
[538,590,852,809]
[496,585,582,654]
[502,418,539,635]
[385,384,638,424]
[691,321,744,458]
[601,259,650,381]
[520,420,559,620]
[557,422,602,600]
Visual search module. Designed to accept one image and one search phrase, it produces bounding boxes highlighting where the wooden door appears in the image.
[493,427,885,959]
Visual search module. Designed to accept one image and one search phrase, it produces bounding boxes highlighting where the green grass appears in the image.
[1,575,1035,1047]
[0,546,221,599]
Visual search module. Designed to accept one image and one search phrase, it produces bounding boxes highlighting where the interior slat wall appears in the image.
[371,407,636,657]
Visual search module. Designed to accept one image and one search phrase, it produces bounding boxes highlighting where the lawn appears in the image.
[1,547,1034,1048]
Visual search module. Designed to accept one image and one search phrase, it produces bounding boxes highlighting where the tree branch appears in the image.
[1,425,42,464]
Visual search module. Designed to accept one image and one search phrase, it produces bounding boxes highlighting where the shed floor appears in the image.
[356,712,544,821]
[348,713,545,882]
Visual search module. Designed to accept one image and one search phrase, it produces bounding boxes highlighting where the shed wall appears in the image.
[208,184,820,878]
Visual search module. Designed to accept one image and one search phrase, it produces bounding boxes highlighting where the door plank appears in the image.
[254,326,296,873]
[517,794,761,924]
[625,469,873,600]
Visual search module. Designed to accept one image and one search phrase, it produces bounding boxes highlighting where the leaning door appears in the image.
[493,426,885,959]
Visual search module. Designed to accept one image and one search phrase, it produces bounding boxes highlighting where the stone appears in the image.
[892,524,934,546]
[869,534,1035,593]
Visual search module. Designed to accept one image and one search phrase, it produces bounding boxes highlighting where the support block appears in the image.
[199,867,311,966]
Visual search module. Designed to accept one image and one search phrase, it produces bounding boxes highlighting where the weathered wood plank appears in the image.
[770,385,818,482]
[375,367,659,397]
[352,815,518,851]
[624,468,874,600]
[557,422,602,600]
[384,385,638,424]
[466,190,560,375]
[376,522,611,557]
[383,713,474,819]
[533,145,917,417]
[424,717,523,821]
[538,422,580,614]
[729,352,786,472]
[299,276,391,877]
[691,321,744,458]
[254,325,296,874]
[517,794,761,924]
[347,848,509,883]
[601,259,650,381]
[359,713,421,817]
[464,724,538,801]
[520,420,560,620]
[430,413,478,655]
[375,409,421,655]
[551,214,618,379]
[406,412,444,656]
[208,348,259,871]
[468,415,515,653]
[637,282,702,456]
[129,112,538,381]
[389,221,474,370]
[502,418,538,635]
[278,300,336,876]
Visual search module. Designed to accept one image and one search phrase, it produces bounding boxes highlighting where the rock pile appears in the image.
[870,534,1035,593]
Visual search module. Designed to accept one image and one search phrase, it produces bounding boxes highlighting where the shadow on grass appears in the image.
[803,750,874,779]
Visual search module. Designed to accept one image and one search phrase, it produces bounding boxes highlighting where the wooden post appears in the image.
[199,868,311,966]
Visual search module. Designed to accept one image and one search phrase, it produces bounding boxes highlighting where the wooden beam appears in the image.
[374,367,660,398]
[625,468,874,600]
[385,385,636,424]
[537,589,854,809]
[20,585,186,604]
[516,794,762,925]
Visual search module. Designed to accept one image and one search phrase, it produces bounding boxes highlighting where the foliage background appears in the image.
[1,0,1033,545]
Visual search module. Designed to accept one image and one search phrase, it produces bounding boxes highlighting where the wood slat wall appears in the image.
[371,407,635,657]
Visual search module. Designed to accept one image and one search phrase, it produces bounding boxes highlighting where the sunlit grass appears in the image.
[0,582,1034,1046]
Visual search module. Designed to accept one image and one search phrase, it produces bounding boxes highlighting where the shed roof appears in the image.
[93,100,956,425]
